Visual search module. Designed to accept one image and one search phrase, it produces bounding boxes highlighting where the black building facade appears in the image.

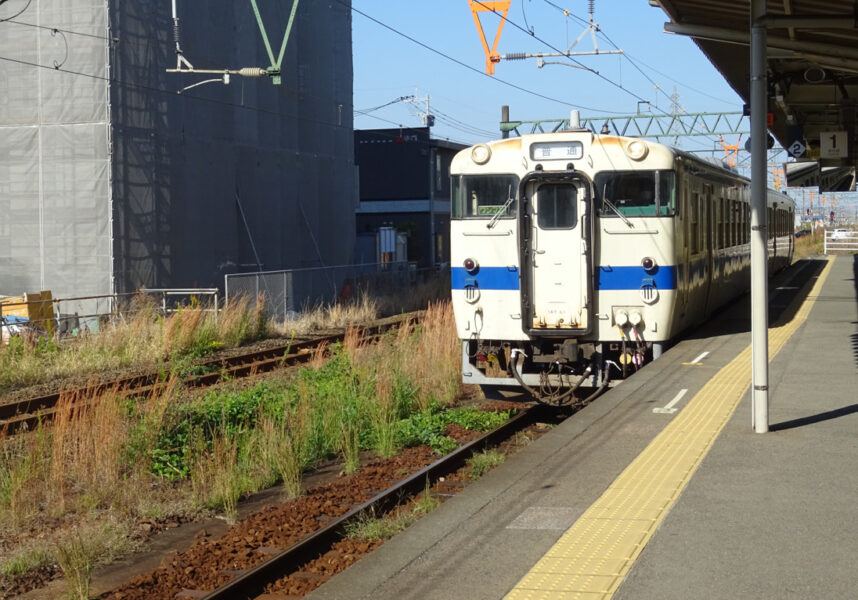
[354,128,466,269]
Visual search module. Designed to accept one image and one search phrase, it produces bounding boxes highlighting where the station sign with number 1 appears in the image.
[820,131,848,158]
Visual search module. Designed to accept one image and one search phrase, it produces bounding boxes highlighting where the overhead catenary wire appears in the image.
[1,17,109,40]
[1,49,481,151]
[338,0,622,114]
[471,0,670,112]
[0,0,32,22]
[539,0,736,106]
[0,53,350,133]
[526,1,737,151]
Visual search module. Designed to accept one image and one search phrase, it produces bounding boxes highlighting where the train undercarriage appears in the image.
[463,336,659,406]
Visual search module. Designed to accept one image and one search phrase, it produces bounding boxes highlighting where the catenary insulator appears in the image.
[504,53,527,61]
[237,68,266,77]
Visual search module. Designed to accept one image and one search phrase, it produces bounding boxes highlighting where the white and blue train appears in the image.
[450,122,794,403]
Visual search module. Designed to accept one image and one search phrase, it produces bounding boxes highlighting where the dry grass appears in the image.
[49,386,128,514]
[793,230,825,261]
[0,385,174,596]
[0,298,464,595]
[191,432,243,523]
[413,302,462,409]
[0,296,271,393]
[253,407,309,499]
[274,294,379,336]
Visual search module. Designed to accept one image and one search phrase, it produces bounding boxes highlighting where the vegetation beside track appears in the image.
[0,272,451,395]
[0,295,271,393]
[793,228,825,261]
[0,301,512,599]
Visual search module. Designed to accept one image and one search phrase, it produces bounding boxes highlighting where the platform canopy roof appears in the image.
[652,0,858,190]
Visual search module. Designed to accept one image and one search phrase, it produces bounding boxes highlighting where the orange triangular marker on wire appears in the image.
[719,134,742,168]
[468,0,511,75]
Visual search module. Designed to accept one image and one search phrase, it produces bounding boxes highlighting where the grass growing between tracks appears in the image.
[0,301,509,597]
[0,273,448,393]
[0,295,270,393]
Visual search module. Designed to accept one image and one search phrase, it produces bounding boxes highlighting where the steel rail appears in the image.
[197,404,548,600]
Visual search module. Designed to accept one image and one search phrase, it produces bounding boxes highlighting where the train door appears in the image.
[519,174,591,335]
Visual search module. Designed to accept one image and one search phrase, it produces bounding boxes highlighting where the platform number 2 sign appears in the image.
[787,140,806,158]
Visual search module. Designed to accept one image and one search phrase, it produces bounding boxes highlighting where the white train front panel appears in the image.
[450,130,792,395]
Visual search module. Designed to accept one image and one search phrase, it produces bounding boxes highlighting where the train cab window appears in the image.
[536,183,578,229]
[594,170,675,217]
[452,174,519,219]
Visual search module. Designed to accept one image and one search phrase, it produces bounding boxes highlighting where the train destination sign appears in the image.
[530,141,584,161]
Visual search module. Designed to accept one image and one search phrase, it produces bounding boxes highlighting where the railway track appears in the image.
[0,311,423,435]
[105,403,552,600]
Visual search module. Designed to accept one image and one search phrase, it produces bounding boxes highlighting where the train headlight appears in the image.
[641,256,657,272]
[463,258,479,274]
[471,144,492,165]
[624,139,648,161]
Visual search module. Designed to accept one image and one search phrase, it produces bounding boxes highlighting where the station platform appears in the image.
[308,254,858,600]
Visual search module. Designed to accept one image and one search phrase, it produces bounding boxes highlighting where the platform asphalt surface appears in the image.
[308,255,858,600]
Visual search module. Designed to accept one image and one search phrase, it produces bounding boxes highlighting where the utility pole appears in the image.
[405,91,435,127]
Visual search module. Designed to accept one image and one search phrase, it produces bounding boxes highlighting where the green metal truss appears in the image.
[501,111,749,140]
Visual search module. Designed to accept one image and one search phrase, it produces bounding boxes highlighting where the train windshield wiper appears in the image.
[487,185,514,229]
[601,184,634,228]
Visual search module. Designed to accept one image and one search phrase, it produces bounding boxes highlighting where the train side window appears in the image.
[731,200,737,246]
[690,192,700,254]
[657,171,676,216]
[452,174,519,219]
[718,197,724,249]
[536,183,578,229]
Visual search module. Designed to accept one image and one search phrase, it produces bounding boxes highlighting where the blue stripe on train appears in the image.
[597,265,677,290]
[451,266,520,290]
[451,265,678,291]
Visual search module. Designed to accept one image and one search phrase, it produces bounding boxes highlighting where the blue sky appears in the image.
[352,1,743,147]
[351,0,857,217]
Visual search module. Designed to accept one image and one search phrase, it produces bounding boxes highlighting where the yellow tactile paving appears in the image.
[504,258,833,600]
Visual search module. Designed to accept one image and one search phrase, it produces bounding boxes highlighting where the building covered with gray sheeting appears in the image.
[0,0,356,298]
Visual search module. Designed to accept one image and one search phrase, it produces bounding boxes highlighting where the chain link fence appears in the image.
[224,262,413,321]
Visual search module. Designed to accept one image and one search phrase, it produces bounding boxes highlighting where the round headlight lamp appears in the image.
[471,144,492,165]
[625,139,649,161]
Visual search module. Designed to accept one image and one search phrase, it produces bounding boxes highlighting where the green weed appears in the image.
[466,449,506,480]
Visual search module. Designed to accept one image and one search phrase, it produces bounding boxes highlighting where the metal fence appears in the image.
[0,289,219,338]
[224,262,413,322]
[824,230,858,254]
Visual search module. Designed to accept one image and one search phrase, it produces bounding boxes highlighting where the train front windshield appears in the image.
[594,170,676,217]
[452,175,519,219]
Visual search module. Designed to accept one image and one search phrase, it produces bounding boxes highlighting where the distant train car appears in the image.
[450,123,793,404]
